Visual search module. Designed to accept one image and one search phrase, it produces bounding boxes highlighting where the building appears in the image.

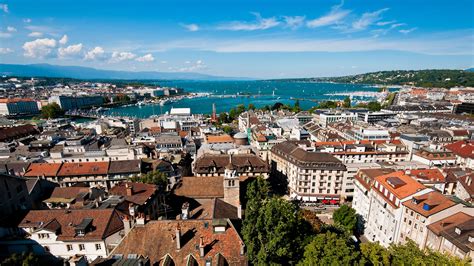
[317,111,357,128]
[19,209,124,262]
[454,172,474,203]
[357,111,397,124]
[270,141,346,202]
[49,95,104,111]
[0,98,39,116]
[155,133,183,153]
[412,148,457,167]
[426,212,474,260]
[445,140,474,168]
[193,153,269,178]
[0,173,31,231]
[364,171,429,247]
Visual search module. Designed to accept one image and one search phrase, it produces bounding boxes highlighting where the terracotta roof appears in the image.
[194,154,269,175]
[48,187,90,201]
[427,212,474,253]
[375,171,426,200]
[206,134,234,144]
[108,182,157,206]
[57,162,109,177]
[452,130,469,137]
[174,176,224,198]
[24,162,62,177]
[408,169,446,183]
[213,198,238,220]
[19,209,123,241]
[108,160,141,174]
[445,140,474,159]
[355,168,396,190]
[111,219,246,265]
[457,173,474,200]
[402,191,456,217]
[0,98,36,103]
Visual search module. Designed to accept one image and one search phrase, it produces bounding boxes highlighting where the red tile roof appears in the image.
[174,176,224,198]
[57,162,109,177]
[375,171,426,200]
[111,219,246,265]
[0,98,36,103]
[408,169,446,183]
[402,191,455,217]
[19,209,123,241]
[24,162,62,177]
[445,140,474,159]
[109,182,158,205]
[206,134,234,144]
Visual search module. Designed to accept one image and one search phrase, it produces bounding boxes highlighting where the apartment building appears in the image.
[193,153,269,178]
[0,98,39,116]
[270,141,346,202]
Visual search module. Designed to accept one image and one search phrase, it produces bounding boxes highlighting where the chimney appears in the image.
[126,183,134,196]
[240,241,245,255]
[467,176,472,186]
[237,205,242,219]
[175,224,181,250]
[181,202,190,220]
[123,216,131,235]
[199,236,205,257]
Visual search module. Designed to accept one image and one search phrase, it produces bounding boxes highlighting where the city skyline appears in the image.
[0,0,473,78]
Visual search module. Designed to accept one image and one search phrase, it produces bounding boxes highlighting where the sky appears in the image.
[0,0,473,78]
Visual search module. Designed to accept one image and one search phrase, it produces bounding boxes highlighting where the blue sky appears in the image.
[0,0,473,78]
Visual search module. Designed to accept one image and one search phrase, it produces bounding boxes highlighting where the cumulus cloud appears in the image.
[58,43,83,58]
[283,16,305,29]
[0,47,13,54]
[352,8,389,31]
[28,32,43,37]
[110,51,136,62]
[217,12,280,31]
[136,53,155,62]
[171,60,207,72]
[59,35,68,45]
[181,23,199,32]
[0,3,8,13]
[7,26,16,32]
[307,4,350,28]
[84,46,106,60]
[22,38,57,58]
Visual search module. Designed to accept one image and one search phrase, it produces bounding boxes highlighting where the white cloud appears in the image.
[352,8,389,31]
[110,51,136,62]
[84,46,106,60]
[0,32,12,38]
[160,60,167,64]
[169,60,207,72]
[399,28,417,34]
[136,53,155,62]
[58,43,83,58]
[7,26,16,32]
[0,47,13,54]
[22,38,57,58]
[23,18,32,23]
[28,32,43,37]
[376,20,395,26]
[59,35,68,45]
[181,23,199,32]
[306,4,351,28]
[0,3,8,13]
[217,12,280,31]
[283,16,305,29]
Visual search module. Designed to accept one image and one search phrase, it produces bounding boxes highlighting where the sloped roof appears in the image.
[108,182,157,205]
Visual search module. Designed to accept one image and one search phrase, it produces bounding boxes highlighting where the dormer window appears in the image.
[455,227,462,235]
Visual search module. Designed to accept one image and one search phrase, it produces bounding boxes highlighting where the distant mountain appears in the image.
[466,68,474,72]
[274,69,474,88]
[0,63,250,80]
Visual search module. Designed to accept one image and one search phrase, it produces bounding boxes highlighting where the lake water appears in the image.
[104,80,383,118]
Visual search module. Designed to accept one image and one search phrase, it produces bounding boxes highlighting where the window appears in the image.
[95,244,102,250]
[67,245,73,251]
[79,244,85,251]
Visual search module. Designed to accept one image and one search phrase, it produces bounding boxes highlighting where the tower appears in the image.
[224,155,240,208]
[211,103,217,122]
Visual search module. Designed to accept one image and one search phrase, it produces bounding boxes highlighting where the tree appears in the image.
[318,101,337,109]
[333,205,357,234]
[248,103,256,110]
[359,242,391,266]
[222,125,233,135]
[218,112,229,124]
[293,100,301,112]
[300,209,323,233]
[343,96,351,108]
[236,104,246,114]
[272,102,284,110]
[113,93,131,103]
[131,170,168,190]
[367,101,382,111]
[2,252,39,266]
[41,103,65,119]
[298,231,359,266]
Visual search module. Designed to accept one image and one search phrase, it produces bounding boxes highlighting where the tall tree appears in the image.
[343,96,351,108]
[333,205,358,234]
[248,103,256,110]
[298,231,359,266]
[359,242,391,266]
[41,103,65,119]
[131,170,168,190]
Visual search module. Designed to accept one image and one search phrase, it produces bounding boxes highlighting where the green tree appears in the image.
[222,125,233,135]
[293,100,301,112]
[343,96,351,108]
[300,209,323,233]
[367,101,382,112]
[298,231,359,266]
[2,252,39,266]
[229,108,237,120]
[41,103,65,119]
[131,170,168,189]
[359,242,391,266]
[333,205,357,234]
[218,112,229,124]
[318,101,337,109]
[248,103,256,110]
[236,104,246,114]
[272,102,284,110]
